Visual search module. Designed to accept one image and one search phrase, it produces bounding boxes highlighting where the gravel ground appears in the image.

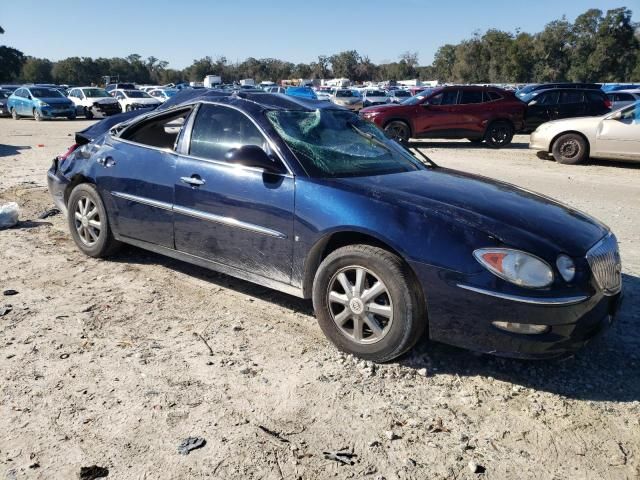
[0,118,639,480]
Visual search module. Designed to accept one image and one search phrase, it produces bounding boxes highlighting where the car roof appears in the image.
[534,87,603,94]
[613,89,640,94]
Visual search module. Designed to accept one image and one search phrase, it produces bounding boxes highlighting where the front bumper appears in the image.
[411,261,621,359]
[529,130,551,152]
[41,106,76,118]
[91,103,121,117]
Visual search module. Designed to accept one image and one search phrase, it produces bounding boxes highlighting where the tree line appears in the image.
[1,7,638,86]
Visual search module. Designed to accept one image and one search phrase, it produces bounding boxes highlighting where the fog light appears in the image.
[492,321,550,335]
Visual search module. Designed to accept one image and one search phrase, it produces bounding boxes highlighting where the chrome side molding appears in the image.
[456,284,589,306]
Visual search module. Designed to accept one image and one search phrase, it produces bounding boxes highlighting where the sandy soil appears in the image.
[0,118,639,480]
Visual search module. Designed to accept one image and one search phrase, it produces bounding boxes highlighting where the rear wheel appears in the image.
[11,108,19,120]
[484,120,514,148]
[312,244,425,362]
[383,120,411,144]
[125,105,132,112]
[33,108,43,121]
[552,133,588,165]
[67,184,121,258]
[84,107,94,120]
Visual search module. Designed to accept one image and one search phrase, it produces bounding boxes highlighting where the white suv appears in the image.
[67,87,121,119]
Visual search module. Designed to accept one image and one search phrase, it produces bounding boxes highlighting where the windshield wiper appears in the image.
[347,121,392,153]
[396,142,439,168]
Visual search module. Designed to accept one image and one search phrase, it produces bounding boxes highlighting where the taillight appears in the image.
[604,99,612,109]
[58,143,79,161]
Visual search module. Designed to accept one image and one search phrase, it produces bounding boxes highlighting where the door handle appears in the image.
[180,175,206,186]
[97,156,116,167]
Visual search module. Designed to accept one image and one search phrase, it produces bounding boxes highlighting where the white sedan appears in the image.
[529,102,640,164]
[112,89,161,112]
[148,88,179,103]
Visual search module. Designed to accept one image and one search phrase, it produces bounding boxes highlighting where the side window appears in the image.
[120,108,192,150]
[189,104,267,161]
[14,88,23,98]
[560,91,583,104]
[618,93,633,101]
[486,91,503,102]
[429,90,458,106]
[587,91,605,102]
[459,90,483,104]
[537,92,559,105]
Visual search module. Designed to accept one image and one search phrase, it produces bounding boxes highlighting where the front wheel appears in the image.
[84,107,94,120]
[125,105,132,112]
[67,184,121,258]
[312,244,426,362]
[33,108,43,121]
[484,120,514,148]
[552,133,588,165]
[383,120,411,144]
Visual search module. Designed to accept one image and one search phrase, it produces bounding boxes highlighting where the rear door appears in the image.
[173,103,294,284]
[556,90,586,119]
[94,107,194,248]
[456,89,486,135]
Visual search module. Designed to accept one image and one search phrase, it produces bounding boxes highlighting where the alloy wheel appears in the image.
[327,266,393,344]
[487,124,510,145]
[73,196,102,247]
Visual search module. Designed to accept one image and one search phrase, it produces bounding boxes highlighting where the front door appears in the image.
[415,89,460,137]
[595,104,640,160]
[174,103,294,284]
[524,91,558,130]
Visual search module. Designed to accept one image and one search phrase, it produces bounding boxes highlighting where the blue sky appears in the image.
[1,1,635,68]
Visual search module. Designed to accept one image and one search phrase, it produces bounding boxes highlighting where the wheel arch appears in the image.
[63,174,95,206]
[549,130,591,154]
[301,229,424,307]
[484,117,515,133]
[381,117,414,138]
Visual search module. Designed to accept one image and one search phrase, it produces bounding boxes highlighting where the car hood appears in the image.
[38,97,73,105]
[87,97,119,103]
[335,168,608,256]
[535,115,603,132]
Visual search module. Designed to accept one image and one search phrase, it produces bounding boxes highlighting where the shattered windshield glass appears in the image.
[266,109,424,178]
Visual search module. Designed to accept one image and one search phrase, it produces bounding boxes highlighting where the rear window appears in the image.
[486,91,503,101]
[585,91,605,102]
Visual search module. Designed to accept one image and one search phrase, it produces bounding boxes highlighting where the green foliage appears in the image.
[0,7,637,85]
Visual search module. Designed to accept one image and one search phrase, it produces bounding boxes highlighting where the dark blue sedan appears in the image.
[47,90,622,362]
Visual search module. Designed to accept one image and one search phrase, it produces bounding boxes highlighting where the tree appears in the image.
[431,44,456,82]
[568,9,602,81]
[588,8,639,82]
[451,36,488,83]
[533,18,574,81]
[21,57,53,83]
[0,46,25,82]
[330,50,361,79]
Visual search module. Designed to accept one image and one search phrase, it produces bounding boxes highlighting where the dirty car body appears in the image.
[48,90,622,361]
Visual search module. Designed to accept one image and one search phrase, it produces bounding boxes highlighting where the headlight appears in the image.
[556,254,576,282]
[38,101,50,107]
[473,248,554,288]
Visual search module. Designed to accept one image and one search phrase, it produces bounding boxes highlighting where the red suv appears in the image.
[360,86,526,148]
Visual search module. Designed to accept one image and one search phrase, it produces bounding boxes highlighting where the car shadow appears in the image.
[400,272,640,403]
[109,245,639,402]
[408,140,530,150]
[0,144,31,157]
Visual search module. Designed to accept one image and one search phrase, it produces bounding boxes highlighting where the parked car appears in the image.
[330,89,363,111]
[112,89,161,112]
[361,89,389,107]
[601,84,640,93]
[0,89,11,117]
[606,90,640,110]
[8,86,76,120]
[360,86,525,147]
[0,85,21,93]
[285,86,317,100]
[148,88,179,103]
[387,89,411,103]
[105,83,137,94]
[266,86,286,94]
[314,89,332,101]
[530,101,640,165]
[47,91,622,361]
[517,83,601,101]
[67,87,121,119]
[523,88,610,132]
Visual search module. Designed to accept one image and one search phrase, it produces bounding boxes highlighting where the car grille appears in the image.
[586,233,622,295]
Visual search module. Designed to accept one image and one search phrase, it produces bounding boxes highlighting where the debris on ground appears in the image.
[177,437,206,455]
[427,417,450,433]
[3,290,19,296]
[0,202,19,229]
[0,306,12,316]
[194,332,214,356]
[323,449,357,465]
[468,461,486,474]
[79,465,109,479]
[258,425,290,443]
[38,207,60,219]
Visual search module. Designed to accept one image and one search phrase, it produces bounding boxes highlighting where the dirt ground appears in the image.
[0,117,639,480]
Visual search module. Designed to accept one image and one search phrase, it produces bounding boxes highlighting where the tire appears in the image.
[67,184,121,258]
[551,133,589,165]
[11,108,19,120]
[84,108,94,120]
[383,120,411,144]
[484,120,514,148]
[33,108,43,121]
[125,105,132,112]
[67,113,76,120]
[312,244,426,362]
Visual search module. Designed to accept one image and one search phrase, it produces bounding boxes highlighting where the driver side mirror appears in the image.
[607,110,623,121]
[224,145,282,173]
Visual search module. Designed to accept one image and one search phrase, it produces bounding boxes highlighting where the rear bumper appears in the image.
[411,261,621,359]
[47,160,69,216]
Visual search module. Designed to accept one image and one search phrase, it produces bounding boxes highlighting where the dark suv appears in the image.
[523,88,611,132]
[516,83,601,101]
[360,86,525,148]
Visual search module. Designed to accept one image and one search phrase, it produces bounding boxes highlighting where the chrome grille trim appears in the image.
[586,233,622,296]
